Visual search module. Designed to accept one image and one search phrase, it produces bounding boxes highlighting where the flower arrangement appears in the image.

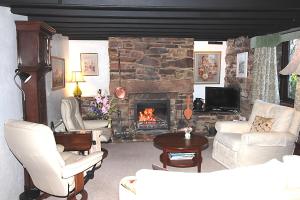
[88,90,117,120]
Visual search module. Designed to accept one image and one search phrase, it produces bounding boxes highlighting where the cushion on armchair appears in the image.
[250,116,274,133]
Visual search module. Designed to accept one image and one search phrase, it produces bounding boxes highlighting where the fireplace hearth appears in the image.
[134,100,170,130]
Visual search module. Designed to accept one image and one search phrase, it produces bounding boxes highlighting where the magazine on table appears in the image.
[168,152,195,160]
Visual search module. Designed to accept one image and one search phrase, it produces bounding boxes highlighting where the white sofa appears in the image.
[212,99,300,168]
[119,156,300,200]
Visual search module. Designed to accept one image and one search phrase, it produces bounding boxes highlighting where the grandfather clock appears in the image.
[16,21,56,199]
[16,21,55,124]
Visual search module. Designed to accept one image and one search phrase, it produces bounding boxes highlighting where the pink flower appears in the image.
[101,106,108,114]
[95,95,102,104]
[102,96,109,106]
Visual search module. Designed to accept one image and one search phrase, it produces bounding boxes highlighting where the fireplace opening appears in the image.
[134,100,170,130]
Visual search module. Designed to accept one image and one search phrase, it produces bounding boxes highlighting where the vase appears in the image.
[184,127,192,139]
[185,132,191,139]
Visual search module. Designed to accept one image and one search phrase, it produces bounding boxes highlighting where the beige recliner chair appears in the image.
[61,97,112,146]
[4,120,103,200]
[212,100,300,169]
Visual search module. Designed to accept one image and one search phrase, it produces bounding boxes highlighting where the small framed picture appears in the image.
[194,51,221,84]
[236,52,248,78]
[80,53,99,76]
[51,56,65,90]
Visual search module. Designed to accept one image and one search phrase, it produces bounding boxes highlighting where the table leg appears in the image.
[162,148,167,169]
[197,150,202,173]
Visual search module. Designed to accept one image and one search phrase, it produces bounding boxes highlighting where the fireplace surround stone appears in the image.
[108,37,194,135]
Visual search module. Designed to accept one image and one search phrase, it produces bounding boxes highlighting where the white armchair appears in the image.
[4,120,103,200]
[212,100,300,168]
[61,97,112,147]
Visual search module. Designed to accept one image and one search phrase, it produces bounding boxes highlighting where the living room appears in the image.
[1,1,300,200]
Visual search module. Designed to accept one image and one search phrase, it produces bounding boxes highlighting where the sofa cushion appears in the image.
[134,159,287,200]
[283,155,300,189]
[216,133,241,151]
[250,116,274,133]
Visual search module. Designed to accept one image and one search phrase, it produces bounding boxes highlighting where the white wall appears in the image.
[193,41,227,100]
[46,34,69,125]
[69,40,110,96]
[0,7,27,199]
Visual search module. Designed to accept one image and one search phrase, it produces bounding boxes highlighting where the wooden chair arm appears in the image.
[54,132,92,151]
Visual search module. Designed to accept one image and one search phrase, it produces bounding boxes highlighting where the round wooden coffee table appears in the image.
[154,132,208,172]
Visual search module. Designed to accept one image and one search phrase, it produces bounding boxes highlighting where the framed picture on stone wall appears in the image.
[80,53,99,76]
[194,51,221,84]
[51,56,65,90]
[236,52,248,78]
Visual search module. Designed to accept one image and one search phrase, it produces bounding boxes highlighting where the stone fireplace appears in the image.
[135,99,170,130]
[108,37,194,134]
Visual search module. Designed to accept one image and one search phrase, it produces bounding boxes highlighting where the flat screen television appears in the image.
[205,87,240,112]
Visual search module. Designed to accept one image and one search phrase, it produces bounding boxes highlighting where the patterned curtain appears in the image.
[251,47,280,104]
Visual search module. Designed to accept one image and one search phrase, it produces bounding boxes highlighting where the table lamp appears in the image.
[279,40,300,112]
[71,71,85,97]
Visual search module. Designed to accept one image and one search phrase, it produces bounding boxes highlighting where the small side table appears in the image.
[294,142,300,156]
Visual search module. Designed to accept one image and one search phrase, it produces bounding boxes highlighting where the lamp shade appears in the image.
[279,40,300,75]
[14,69,32,101]
[15,69,32,83]
[71,71,85,82]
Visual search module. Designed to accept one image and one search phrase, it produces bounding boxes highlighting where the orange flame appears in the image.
[139,108,156,123]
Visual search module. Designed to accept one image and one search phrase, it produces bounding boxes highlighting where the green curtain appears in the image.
[250,28,300,48]
[251,47,280,104]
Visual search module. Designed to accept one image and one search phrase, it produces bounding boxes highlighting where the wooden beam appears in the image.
[48,22,287,29]
[54,26,285,33]
[3,0,300,10]
[29,16,299,25]
[11,7,300,20]
[61,0,300,10]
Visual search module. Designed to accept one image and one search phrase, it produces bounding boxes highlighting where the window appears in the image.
[288,40,298,99]
[279,40,299,105]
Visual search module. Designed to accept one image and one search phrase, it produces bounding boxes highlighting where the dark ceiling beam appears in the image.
[53,23,286,31]
[48,22,286,29]
[61,0,300,10]
[60,30,265,37]
[29,16,299,26]
[3,0,300,10]
[10,7,300,19]
[66,33,252,41]
[55,27,284,33]
[66,32,247,37]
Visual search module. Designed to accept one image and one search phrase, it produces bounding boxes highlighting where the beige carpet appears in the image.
[50,139,225,200]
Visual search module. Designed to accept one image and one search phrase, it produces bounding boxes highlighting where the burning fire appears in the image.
[139,108,156,123]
